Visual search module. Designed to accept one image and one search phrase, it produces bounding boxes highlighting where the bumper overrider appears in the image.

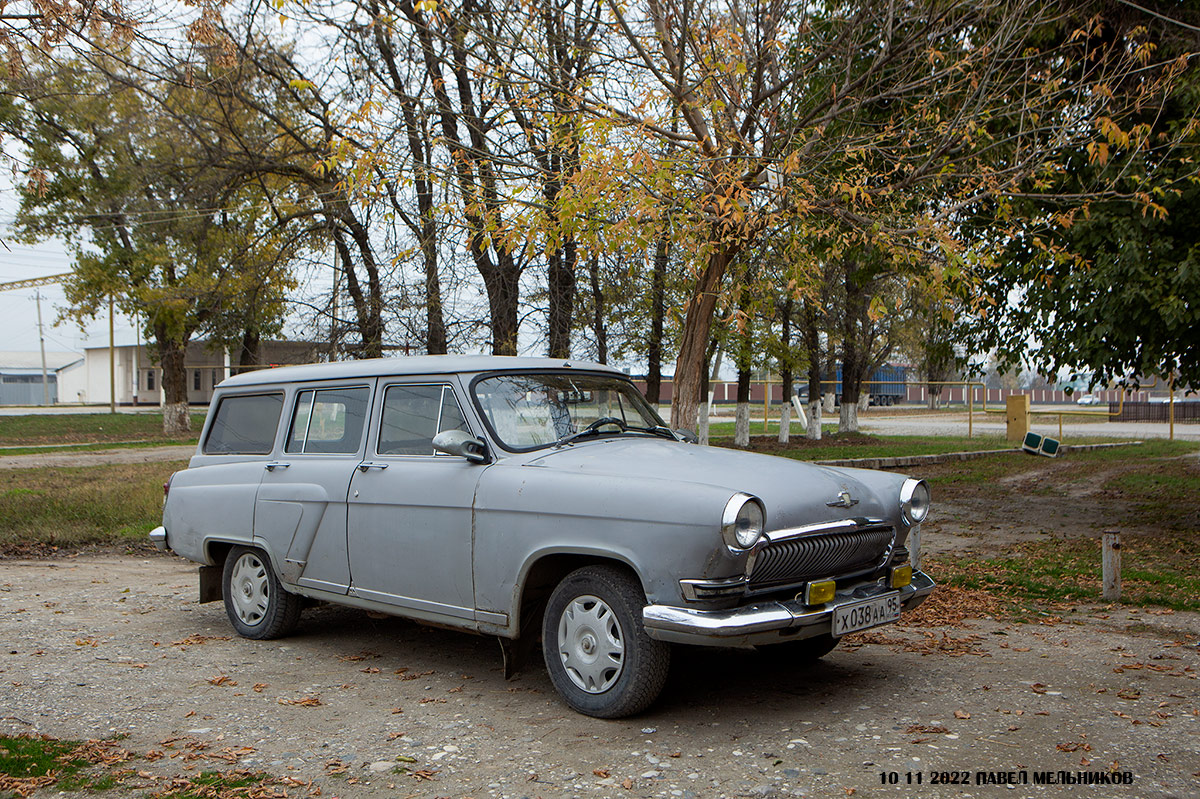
[642,570,935,647]
[149,526,168,551]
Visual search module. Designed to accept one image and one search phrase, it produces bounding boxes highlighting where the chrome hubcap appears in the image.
[558,594,624,694]
[230,553,270,626]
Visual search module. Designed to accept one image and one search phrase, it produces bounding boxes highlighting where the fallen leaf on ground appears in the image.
[278,695,322,707]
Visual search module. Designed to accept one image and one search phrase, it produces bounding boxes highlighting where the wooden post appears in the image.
[1102,531,1121,602]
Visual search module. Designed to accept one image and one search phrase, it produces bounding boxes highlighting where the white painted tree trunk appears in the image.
[778,404,790,444]
[822,392,836,413]
[807,400,822,440]
[858,394,870,412]
[698,400,711,445]
[163,401,190,436]
[734,401,751,447]
[839,401,859,433]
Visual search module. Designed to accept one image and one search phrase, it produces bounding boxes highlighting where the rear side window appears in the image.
[285,387,370,455]
[377,384,469,456]
[204,393,284,454]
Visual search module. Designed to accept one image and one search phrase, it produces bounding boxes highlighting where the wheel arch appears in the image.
[512,551,644,640]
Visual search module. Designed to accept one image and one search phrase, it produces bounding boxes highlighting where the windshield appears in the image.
[473,372,668,451]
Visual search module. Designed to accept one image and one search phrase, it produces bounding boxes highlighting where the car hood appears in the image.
[521,437,903,530]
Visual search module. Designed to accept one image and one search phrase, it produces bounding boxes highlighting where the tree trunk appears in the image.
[547,240,576,359]
[480,249,521,355]
[807,399,822,440]
[801,302,823,440]
[839,400,859,433]
[779,297,794,444]
[838,260,870,434]
[331,226,384,359]
[587,254,607,364]
[645,234,668,404]
[239,329,261,367]
[670,242,737,429]
[422,213,447,355]
[157,332,190,436]
[697,341,719,445]
[734,366,751,447]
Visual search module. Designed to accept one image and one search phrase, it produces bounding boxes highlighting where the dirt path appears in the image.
[2,555,1197,798]
[0,445,195,470]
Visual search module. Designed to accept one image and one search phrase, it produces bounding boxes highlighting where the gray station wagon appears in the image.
[152,355,934,717]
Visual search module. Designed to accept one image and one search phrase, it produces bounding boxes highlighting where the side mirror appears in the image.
[432,430,489,463]
[674,429,699,444]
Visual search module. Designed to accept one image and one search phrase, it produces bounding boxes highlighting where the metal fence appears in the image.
[1112,401,1200,423]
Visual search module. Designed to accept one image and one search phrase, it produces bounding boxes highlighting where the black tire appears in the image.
[222,546,302,640]
[756,632,839,662]
[542,565,670,718]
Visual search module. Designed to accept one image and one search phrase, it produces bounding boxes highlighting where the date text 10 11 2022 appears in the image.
[880,770,1134,786]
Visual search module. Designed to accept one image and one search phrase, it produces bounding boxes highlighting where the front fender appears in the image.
[472,464,742,622]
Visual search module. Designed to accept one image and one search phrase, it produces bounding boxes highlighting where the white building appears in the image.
[0,351,84,405]
[57,340,325,406]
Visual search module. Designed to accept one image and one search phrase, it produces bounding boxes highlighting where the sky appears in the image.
[0,235,141,356]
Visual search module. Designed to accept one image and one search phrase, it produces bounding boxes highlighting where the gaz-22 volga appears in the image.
[152,356,935,717]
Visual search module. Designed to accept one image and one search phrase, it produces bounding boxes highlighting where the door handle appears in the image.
[357,462,389,471]
[265,461,290,471]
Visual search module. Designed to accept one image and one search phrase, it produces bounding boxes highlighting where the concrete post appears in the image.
[1102,531,1121,601]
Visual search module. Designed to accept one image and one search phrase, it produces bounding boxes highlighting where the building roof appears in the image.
[0,351,84,371]
[219,355,620,388]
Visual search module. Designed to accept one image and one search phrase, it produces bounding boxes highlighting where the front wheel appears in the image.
[542,565,670,718]
[222,546,302,640]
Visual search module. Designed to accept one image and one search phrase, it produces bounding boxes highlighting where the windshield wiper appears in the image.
[625,424,680,441]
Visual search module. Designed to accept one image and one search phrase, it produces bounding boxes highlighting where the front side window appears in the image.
[377,384,469,456]
[285,386,370,454]
[473,373,666,451]
[204,393,284,454]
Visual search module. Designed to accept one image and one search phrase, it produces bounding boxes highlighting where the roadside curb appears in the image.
[813,440,1144,470]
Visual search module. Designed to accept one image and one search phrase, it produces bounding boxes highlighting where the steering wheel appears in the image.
[583,416,626,433]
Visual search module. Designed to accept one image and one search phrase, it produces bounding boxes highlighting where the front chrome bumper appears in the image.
[149,526,168,552]
[642,570,935,647]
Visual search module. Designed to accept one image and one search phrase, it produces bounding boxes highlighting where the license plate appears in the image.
[831,592,901,636]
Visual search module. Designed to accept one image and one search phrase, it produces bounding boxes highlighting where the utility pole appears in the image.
[35,290,49,405]
[330,259,340,362]
[109,295,116,414]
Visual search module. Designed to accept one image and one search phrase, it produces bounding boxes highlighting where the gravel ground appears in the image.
[1,554,1198,798]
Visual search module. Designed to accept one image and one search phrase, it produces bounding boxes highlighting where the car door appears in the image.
[346,380,483,625]
[253,383,372,594]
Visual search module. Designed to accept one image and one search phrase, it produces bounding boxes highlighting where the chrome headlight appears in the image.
[722,493,765,551]
[900,478,930,525]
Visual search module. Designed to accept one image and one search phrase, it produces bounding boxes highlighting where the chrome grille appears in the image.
[749,525,895,589]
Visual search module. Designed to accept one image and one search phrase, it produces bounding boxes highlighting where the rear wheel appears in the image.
[542,565,670,718]
[222,546,302,640]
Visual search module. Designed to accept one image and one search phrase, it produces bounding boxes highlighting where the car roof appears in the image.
[218,355,624,389]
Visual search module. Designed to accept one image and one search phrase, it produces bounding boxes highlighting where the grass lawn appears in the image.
[920,438,1200,614]
[0,412,206,449]
[710,431,1021,460]
[930,533,1200,613]
[0,460,185,553]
